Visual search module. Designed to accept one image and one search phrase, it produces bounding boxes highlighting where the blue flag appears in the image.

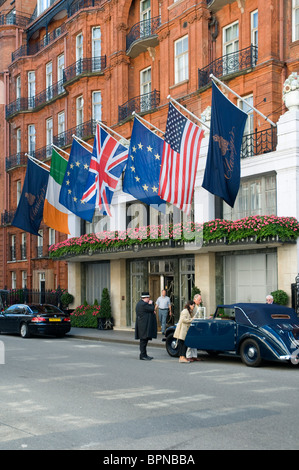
[123,118,166,211]
[12,157,49,236]
[59,139,95,222]
[202,81,248,207]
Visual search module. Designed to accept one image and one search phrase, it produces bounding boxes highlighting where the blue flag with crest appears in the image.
[59,138,95,222]
[202,81,248,207]
[123,118,166,211]
[12,157,49,236]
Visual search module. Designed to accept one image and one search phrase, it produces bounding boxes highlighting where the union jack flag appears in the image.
[82,124,129,216]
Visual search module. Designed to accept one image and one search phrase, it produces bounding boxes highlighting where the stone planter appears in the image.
[283,89,299,111]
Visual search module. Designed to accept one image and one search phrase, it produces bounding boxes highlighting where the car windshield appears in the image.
[29,305,62,314]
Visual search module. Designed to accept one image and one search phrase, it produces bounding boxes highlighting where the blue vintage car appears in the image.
[164,303,299,367]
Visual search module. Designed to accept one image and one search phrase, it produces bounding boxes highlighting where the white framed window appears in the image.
[92,91,102,122]
[16,75,21,99]
[28,71,35,108]
[28,124,36,154]
[174,35,188,84]
[46,61,53,100]
[238,94,253,135]
[37,0,51,17]
[49,228,55,246]
[16,128,21,155]
[251,10,258,46]
[58,111,65,135]
[140,0,151,36]
[22,271,27,288]
[21,233,26,260]
[17,180,22,205]
[293,0,299,42]
[140,67,151,111]
[76,33,83,74]
[57,54,64,93]
[11,235,16,261]
[223,21,239,75]
[46,117,53,149]
[92,27,102,71]
[76,96,84,135]
[37,230,43,258]
[223,173,277,220]
[11,272,16,289]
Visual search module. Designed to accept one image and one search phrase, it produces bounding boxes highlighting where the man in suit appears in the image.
[135,291,157,360]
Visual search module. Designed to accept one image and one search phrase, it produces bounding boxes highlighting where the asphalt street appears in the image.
[0,330,299,451]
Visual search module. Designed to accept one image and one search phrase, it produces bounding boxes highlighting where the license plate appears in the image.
[49,318,61,322]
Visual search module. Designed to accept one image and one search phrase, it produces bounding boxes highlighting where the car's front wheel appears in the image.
[165,333,179,357]
[240,338,262,367]
[20,322,30,338]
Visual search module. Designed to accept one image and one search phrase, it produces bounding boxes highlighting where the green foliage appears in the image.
[100,288,112,318]
[70,303,101,328]
[271,289,289,305]
[60,292,74,307]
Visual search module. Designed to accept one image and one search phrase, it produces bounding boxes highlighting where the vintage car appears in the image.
[164,303,299,367]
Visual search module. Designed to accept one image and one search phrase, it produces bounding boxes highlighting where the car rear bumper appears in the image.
[28,324,71,336]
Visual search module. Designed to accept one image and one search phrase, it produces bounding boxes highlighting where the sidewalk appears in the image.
[67,326,165,348]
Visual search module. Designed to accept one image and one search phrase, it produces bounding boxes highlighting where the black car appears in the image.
[0,304,71,338]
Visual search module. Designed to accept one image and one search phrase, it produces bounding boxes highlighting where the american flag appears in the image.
[82,124,128,216]
[158,103,204,214]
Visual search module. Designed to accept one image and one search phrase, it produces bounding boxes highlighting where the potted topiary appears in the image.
[60,292,74,311]
[97,288,113,330]
[271,289,289,306]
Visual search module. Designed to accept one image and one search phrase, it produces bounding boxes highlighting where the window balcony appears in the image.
[53,119,97,149]
[241,127,277,159]
[0,10,31,27]
[6,80,66,120]
[206,0,236,12]
[63,56,107,84]
[198,45,258,89]
[126,16,161,58]
[118,90,160,122]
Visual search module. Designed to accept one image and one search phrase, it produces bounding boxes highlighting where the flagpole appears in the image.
[210,74,276,127]
[25,153,50,170]
[132,111,165,135]
[72,134,93,150]
[52,143,70,157]
[167,95,210,130]
[96,120,130,145]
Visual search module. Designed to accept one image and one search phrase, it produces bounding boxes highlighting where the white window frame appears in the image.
[16,128,21,155]
[140,67,151,111]
[251,10,258,46]
[49,228,55,246]
[76,96,84,133]
[17,180,22,205]
[11,272,16,289]
[16,75,21,99]
[92,27,102,71]
[223,21,239,75]
[46,117,53,149]
[28,71,35,108]
[28,124,36,154]
[174,35,188,84]
[57,54,64,93]
[293,0,299,42]
[92,91,102,123]
[22,271,27,288]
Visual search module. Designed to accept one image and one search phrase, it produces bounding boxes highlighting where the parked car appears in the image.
[164,303,299,367]
[0,304,71,338]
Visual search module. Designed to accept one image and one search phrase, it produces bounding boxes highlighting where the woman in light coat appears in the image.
[174,300,195,363]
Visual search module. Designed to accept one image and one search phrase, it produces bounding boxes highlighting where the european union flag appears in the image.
[123,118,166,211]
[202,81,248,207]
[12,157,49,236]
[59,139,95,222]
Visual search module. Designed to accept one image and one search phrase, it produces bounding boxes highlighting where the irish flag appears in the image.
[43,148,70,234]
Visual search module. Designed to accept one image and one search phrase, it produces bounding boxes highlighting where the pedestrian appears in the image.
[173,300,195,363]
[135,291,157,360]
[266,294,274,304]
[155,289,171,334]
[186,294,204,362]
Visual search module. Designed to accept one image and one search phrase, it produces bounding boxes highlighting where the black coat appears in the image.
[135,299,157,340]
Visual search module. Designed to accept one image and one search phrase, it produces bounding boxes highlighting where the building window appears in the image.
[16,75,21,99]
[140,67,151,111]
[140,0,151,37]
[28,124,36,154]
[16,128,21,155]
[17,180,22,205]
[46,118,53,155]
[57,54,64,93]
[37,0,51,16]
[223,21,239,75]
[174,35,188,84]
[22,271,27,288]
[11,272,16,289]
[76,33,83,74]
[76,96,84,128]
[92,91,102,123]
[21,233,26,260]
[251,10,258,46]
[37,230,43,258]
[46,62,53,100]
[92,27,102,71]
[49,228,55,246]
[293,0,299,41]
[11,235,16,261]
[223,173,277,220]
[28,71,35,108]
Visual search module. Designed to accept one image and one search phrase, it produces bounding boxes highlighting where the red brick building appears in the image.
[0,0,298,319]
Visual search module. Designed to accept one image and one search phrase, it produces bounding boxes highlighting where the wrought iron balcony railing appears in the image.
[198,45,258,89]
[63,56,107,83]
[118,90,160,122]
[12,23,66,61]
[6,80,65,119]
[126,16,161,53]
[241,127,277,159]
[0,10,31,27]
[53,119,97,149]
